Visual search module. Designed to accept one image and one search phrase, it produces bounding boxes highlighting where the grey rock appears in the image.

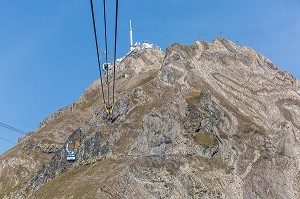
[199,90,211,101]
[161,67,175,83]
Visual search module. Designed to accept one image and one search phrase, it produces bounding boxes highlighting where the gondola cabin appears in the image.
[66,151,76,161]
[66,143,77,161]
[103,62,113,71]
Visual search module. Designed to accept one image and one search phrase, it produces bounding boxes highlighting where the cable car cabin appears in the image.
[66,150,76,161]
[103,62,113,72]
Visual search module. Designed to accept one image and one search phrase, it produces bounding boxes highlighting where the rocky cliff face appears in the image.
[1,38,300,199]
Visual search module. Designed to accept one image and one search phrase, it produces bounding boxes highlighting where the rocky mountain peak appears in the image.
[1,38,300,199]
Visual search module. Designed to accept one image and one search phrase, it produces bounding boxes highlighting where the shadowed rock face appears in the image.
[1,38,300,199]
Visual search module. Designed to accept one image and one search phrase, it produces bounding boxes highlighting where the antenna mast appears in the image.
[130,20,133,51]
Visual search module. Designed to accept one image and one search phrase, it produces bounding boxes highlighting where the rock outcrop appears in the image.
[1,38,300,199]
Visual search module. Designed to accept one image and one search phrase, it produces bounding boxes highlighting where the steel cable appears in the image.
[89,0,106,105]
[112,0,119,105]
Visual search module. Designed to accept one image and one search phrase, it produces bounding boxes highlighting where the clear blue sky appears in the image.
[0,0,299,155]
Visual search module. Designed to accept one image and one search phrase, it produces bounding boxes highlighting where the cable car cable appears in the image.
[0,136,17,144]
[102,0,110,107]
[112,0,119,105]
[89,0,106,106]
[89,0,119,117]
[0,122,26,135]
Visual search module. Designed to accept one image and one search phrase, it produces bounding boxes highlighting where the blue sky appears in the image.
[0,0,299,155]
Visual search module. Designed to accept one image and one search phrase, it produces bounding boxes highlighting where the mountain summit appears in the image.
[1,38,300,199]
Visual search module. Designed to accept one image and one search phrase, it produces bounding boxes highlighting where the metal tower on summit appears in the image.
[130,20,134,51]
[128,19,161,53]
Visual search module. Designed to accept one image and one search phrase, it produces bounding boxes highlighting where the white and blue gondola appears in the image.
[66,143,77,161]
[66,151,76,161]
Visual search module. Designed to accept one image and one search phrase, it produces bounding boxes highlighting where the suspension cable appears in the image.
[102,0,110,107]
[112,0,119,105]
[0,122,26,135]
[0,136,17,144]
[89,0,106,105]
[89,0,119,116]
